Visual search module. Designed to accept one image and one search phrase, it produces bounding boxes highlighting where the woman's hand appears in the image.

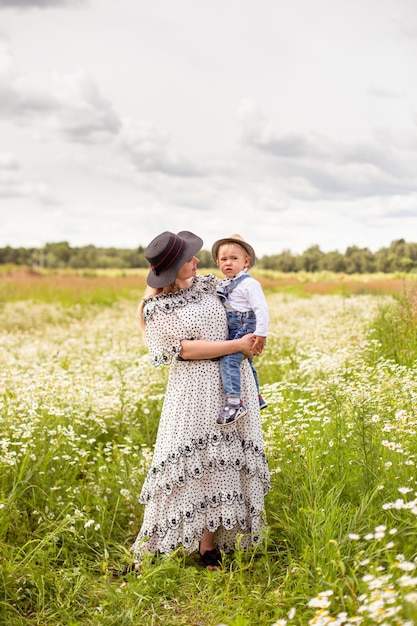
[235,334,256,358]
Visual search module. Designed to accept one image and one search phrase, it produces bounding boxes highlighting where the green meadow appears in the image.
[2,269,417,625]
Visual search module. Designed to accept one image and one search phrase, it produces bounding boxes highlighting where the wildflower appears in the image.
[362,574,374,583]
[398,487,413,494]
[374,525,386,533]
[307,590,333,609]
[397,561,416,572]
[395,410,408,421]
[348,533,360,540]
[84,519,95,528]
[399,575,417,587]
[374,531,385,540]
[405,592,417,603]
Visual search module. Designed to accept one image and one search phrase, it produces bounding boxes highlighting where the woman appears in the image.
[129,230,270,570]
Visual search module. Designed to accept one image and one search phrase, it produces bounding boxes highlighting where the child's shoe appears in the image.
[217,401,247,426]
[258,395,268,410]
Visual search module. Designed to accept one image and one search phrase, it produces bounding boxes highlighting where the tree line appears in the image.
[1,239,417,274]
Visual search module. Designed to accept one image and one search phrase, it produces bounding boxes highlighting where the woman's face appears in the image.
[177,255,200,281]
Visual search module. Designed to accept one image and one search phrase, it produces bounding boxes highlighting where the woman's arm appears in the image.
[137,286,160,333]
[180,334,256,360]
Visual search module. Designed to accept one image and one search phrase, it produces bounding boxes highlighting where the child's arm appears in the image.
[252,335,267,353]
[245,279,269,353]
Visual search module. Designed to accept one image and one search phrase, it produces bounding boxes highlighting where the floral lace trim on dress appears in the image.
[131,482,266,555]
[138,492,263,548]
[150,344,185,367]
[142,274,217,323]
[139,430,270,504]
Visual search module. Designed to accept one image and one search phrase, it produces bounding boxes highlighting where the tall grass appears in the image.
[2,275,417,624]
[369,285,417,368]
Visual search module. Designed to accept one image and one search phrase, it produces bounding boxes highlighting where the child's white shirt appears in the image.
[220,270,269,336]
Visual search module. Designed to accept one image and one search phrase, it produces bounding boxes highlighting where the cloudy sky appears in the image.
[1,0,417,256]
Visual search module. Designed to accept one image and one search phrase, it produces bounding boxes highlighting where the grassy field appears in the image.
[2,269,417,625]
[1,266,417,303]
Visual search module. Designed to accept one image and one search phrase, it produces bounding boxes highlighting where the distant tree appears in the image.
[259,250,298,272]
[389,240,417,271]
[121,247,148,268]
[0,245,34,265]
[2,238,417,272]
[298,245,324,272]
[343,245,375,274]
[44,242,72,267]
[374,248,392,273]
[198,249,216,269]
[399,257,414,272]
[374,241,417,273]
[0,246,17,264]
[320,250,346,273]
[389,238,407,257]
[68,245,97,269]
[407,243,417,262]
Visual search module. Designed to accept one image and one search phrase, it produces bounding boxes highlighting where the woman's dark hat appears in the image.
[145,230,203,287]
[211,234,256,268]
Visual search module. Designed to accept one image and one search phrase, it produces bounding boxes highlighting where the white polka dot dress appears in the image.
[131,274,270,557]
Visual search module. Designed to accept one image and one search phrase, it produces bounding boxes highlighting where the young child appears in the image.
[212,234,269,426]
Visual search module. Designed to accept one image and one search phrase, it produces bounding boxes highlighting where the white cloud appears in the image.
[368,85,403,99]
[0,153,18,169]
[47,71,121,140]
[119,118,201,177]
[0,153,51,199]
[0,0,85,8]
[238,98,417,202]
[0,43,120,140]
[238,99,325,159]
[1,0,417,254]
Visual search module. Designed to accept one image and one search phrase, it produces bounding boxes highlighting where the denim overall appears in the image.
[216,274,260,398]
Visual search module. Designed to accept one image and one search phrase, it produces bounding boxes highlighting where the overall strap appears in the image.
[216,272,251,299]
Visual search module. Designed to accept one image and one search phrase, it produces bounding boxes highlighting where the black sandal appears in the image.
[122,562,141,576]
[199,547,222,569]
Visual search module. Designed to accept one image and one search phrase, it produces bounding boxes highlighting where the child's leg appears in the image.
[249,358,268,410]
[217,352,247,426]
[220,352,246,399]
[217,311,256,426]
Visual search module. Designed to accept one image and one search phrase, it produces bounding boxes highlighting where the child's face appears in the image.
[217,244,250,278]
